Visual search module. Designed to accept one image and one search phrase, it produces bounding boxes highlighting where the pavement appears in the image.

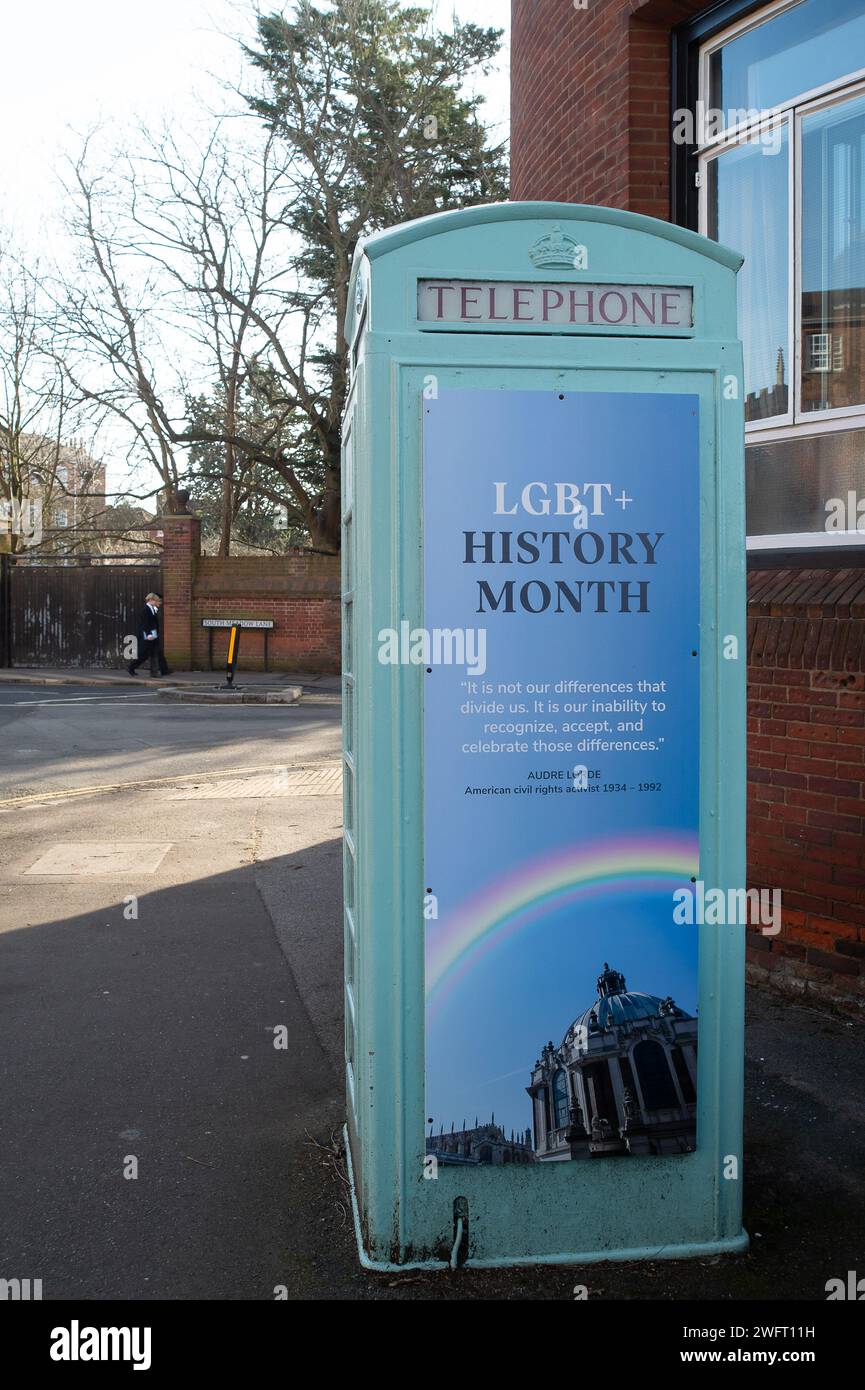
[0,678,863,1301]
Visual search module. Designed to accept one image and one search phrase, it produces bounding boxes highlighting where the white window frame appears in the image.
[697,1,865,549]
[807,332,831,372]
[698,0,865,150]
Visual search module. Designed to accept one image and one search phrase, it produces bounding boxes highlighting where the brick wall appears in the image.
[193,554,340,673]
[510,1,865,1016]
[159,514,340,674]
[511,0,709,217]
[747,570,865,1018]
[161,516,199,670]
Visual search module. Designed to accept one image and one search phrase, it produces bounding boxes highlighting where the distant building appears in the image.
[745,348,788,423]
[800,288,865,417]
[1,435,107,558]
[527,964,697,1161]
[24,437,105,536]
[426,1119,534,1167]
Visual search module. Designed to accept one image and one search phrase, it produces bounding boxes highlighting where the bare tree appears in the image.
[49,2,506,554]
[51,143,187,520]
[112,124,326,554]
[0,245,73,554]
[55,126,330,553]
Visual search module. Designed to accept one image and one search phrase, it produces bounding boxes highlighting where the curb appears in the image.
[0,672,137,688]
[157,686,303,705]
[0,670,331,692]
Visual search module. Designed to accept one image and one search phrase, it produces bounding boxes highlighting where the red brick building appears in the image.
[511,0,865,1015]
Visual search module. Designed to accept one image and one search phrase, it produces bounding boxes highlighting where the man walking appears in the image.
[127,592,171,677]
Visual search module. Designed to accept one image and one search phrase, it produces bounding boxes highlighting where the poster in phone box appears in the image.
[422,388,701,1167]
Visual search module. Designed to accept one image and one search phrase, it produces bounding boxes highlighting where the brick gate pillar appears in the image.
[158,513,200,670]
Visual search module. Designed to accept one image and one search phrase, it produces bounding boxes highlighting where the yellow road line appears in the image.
[0,762,330,809]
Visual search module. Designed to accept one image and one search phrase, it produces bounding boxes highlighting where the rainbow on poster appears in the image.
[426,830,699,1022]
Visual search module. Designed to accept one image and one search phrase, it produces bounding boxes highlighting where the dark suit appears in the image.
[129,602,169,675]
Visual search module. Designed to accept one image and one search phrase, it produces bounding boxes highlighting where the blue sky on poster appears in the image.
[0,0,510,493]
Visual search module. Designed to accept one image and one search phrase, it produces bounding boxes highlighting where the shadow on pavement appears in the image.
[1,835,862,1300]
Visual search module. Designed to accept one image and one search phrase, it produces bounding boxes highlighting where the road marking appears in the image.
[167,767,343,798]
[6,695,300,710]
[0,761,340,809]
[7,694,160,705]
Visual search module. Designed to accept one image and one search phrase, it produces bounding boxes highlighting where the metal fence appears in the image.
[2,556,163,668]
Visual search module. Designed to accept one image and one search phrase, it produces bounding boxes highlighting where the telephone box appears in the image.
[341,202,748,1269]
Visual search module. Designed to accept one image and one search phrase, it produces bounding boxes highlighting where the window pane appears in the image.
[343,513,353,592]
[801,92,865,413]
[710,0,865,115]
[553,1070,569,1129]
[634,1040,678,1111]
[746,428,865,535]
[342,595,352,675]
[343,759,355,836]
[707,132,790,421]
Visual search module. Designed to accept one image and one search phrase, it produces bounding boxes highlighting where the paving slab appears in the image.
[22,842,174,876]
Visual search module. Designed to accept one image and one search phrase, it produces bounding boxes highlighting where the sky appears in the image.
[0,1,511,242]
[0,0,511,491]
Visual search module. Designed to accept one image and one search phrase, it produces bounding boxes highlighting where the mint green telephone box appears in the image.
[341,202,748,1270]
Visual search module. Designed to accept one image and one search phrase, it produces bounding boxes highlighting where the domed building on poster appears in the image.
[527,964,698,1160]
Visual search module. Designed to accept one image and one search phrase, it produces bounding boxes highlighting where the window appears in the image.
[55,465,68,487]
[583,1059,617,1126]
[708,0,865,114]
[695,0,865,550]
[671,1047,697,1105]
[53,508,68,528]
[808,332,832,372]
[800,90,865,413]
[705,125,792,424]
[552,1069,569,1129]
[634,1041,678,1111]
[541,1085,551,1134]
